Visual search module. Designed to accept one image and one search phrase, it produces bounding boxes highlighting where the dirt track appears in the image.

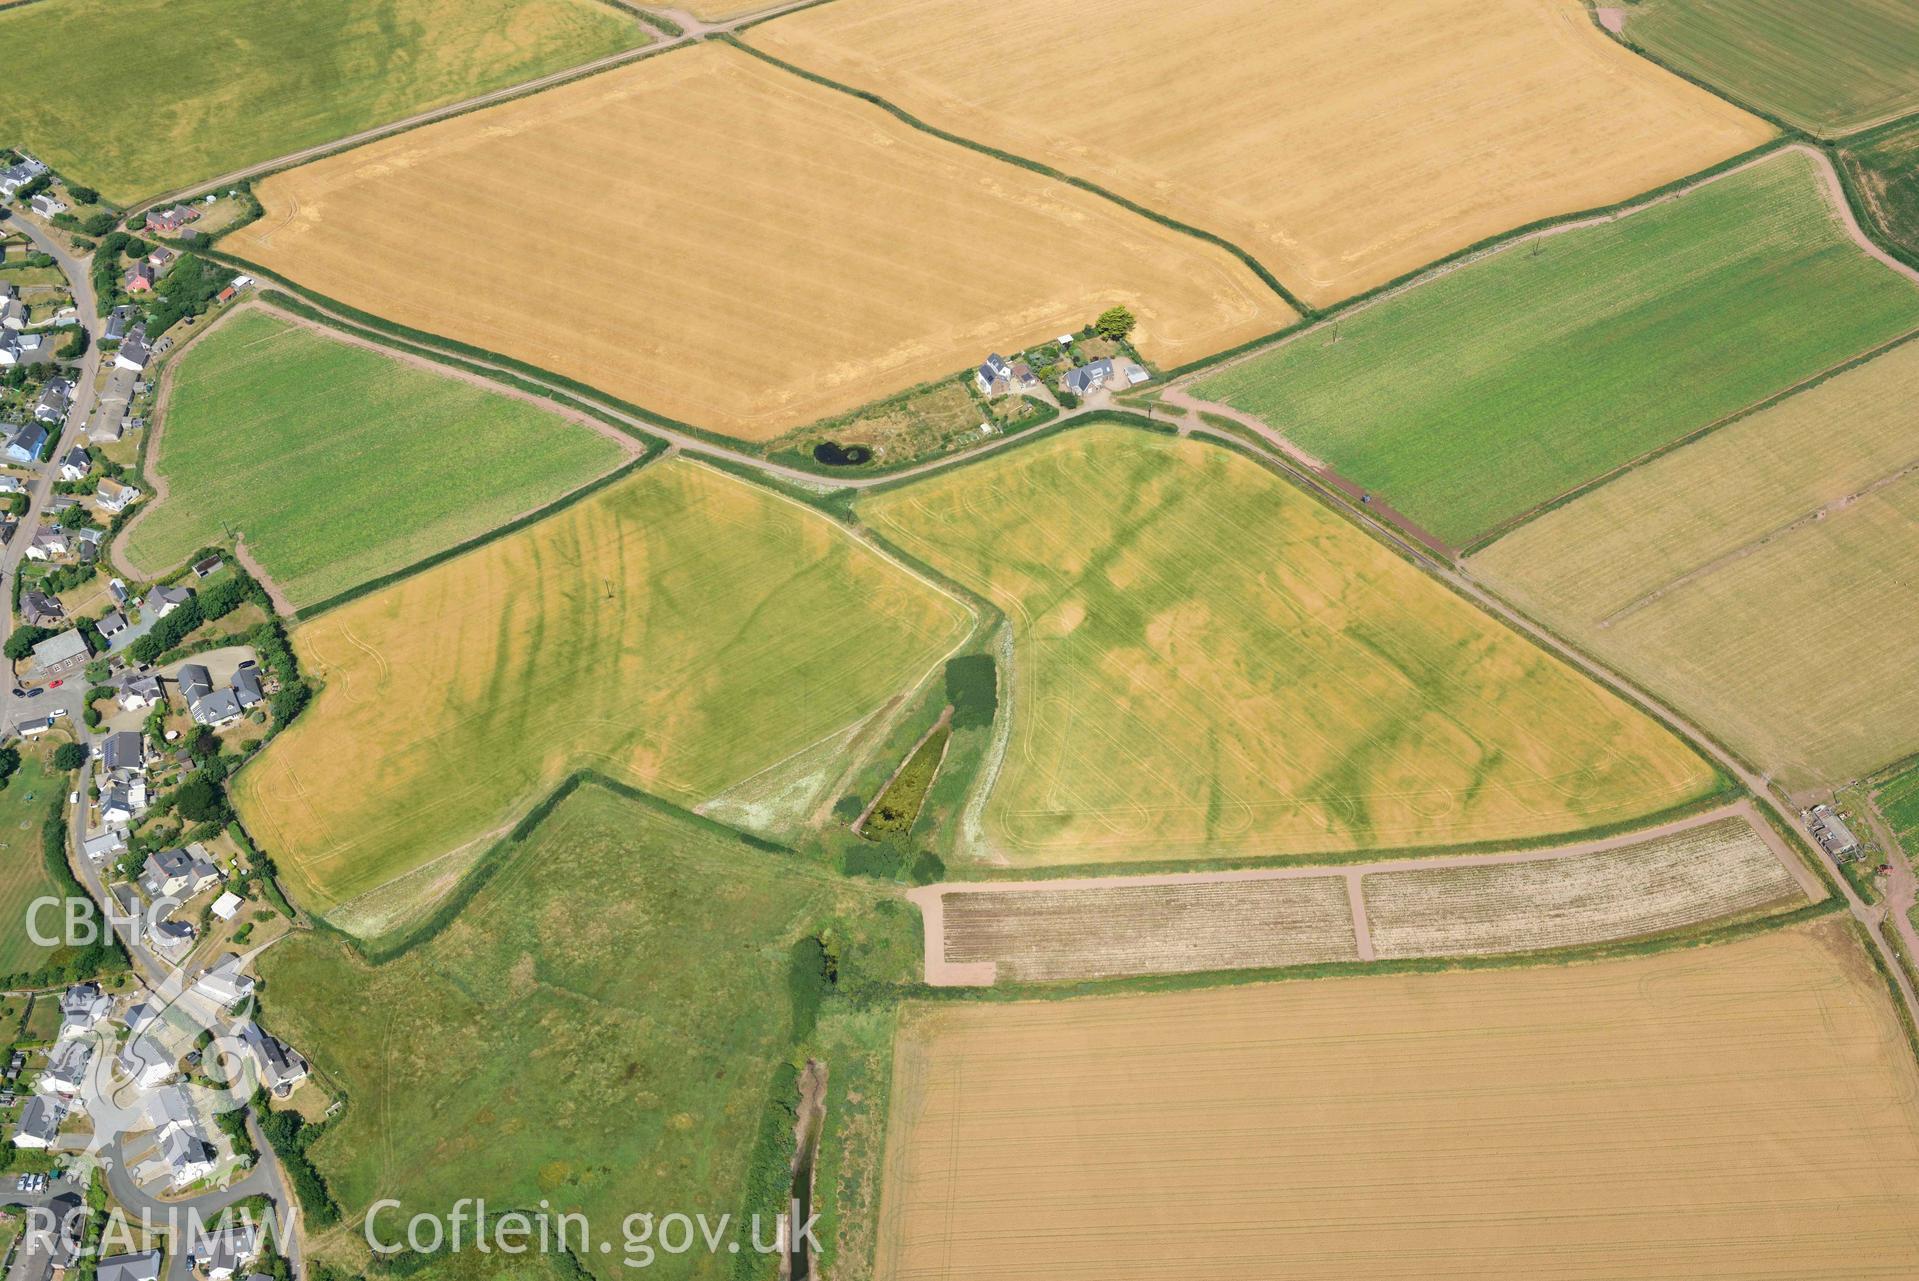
[910,799,1813,985]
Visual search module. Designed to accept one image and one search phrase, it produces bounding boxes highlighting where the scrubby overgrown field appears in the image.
[0,0,645,203]
[1619,0,1919,134]
[259,782,918,1281]
[877,921,1919,1279]
[747,0,1769,305]
[1196,151,1919,547]
[862,427,1719,866]
[125,307,629,609]
[1362,815,1806,959]
[233,457,970,919]
[225,43,1291,440]
[1473,338,1919,789]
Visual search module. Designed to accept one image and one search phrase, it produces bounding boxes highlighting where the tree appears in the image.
[51,743,87,772]
[0,746,19,788]
[67,185,98,205]
[172,775,229,825]
[4,626,54,661]
[1095,305,1136,340]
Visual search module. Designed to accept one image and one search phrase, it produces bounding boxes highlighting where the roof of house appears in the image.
[177,663,213,699]
[21,590,63,619]
[31,629,88,668]
[232,667,264,707]
[193,689,243,726]
[99,610,127,636]
[96,1251,164,1281]
[9,421,47,453]
[14,1095,64,1144]
[147,584,192,608]
[102,729,143,771]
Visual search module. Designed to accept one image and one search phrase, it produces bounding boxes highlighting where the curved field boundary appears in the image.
[718,37,1313,316]
[910,800,1821,986]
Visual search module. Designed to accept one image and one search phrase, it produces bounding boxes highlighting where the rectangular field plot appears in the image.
[0,0,646,203]
[1620,0,1919,135]
[935,876,1358,983]
[232,457,971,922]
[1473,337,1919,788]
[1195,149,1919,548]
[224,43,1292,441]
[1362,815,1807,959]
[748,0,1769,306]
[877,921,1919,1280]
[124,306,631,609]
[862,427,1718,866]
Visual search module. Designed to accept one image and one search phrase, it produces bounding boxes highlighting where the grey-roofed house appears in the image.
[242,1021,309,1095]
[0,330,50,367]
[136,1124,216,1189]
[150,917,196,959]
[143,583,192,617]
[196,954,255,1010]
[57,444,89,480]
[103,305,137,344]
[98,610,129,642]
[97,1251,164,1281]
[82,828,128,862]
[1061,358,1116,398]
[192,687,244,728]
[20,589,64,626]
[11,1095,65,1148]
[101,729,144,773]
[4,420,47,463]
[26,526,69,561]
[197,1223,261,1280]
[39,1037,93,1099]
[30,628,89,677]
[0,159,46,196]
[0,473,23,494]
[58,982,111,1038]
[115,326,150,372]
[975,353,1013,397]
[177,663,214,702]
[141,846,220,900]
[118,672,163,710]
[232,666,264,709]
[35,378,72,425]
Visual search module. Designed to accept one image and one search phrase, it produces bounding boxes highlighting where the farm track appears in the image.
[910,799,1806,985]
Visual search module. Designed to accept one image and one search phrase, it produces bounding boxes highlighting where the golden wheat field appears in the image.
[748,0,1772,305]
[1362,813,1808,958]
[224,43,1292,439]
[877,920,1919,1279]
[1473,338,1919,788]
[231,457,971,920]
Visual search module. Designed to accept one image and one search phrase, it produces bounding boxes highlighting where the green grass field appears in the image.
[233,458,972,920]
[1473,337,1919,790]
[0,0,645,204]
[861,426,1720,866]
[1621,0,1919,134]
[258,781,918,1281]
[1877,760,1919,864]
[1841,119,1919,265]
[0,752,64,979]
[125,308,628,609]
[1194,150,1919,548]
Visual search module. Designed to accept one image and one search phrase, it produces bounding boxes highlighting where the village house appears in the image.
[4,420,48,463]
[241,1021,309,1096]
[100,777,147,825]
[29,627,89,678]
[11,1095,65,1148]
[29,192,67,218]
[103,305,137,345]
[1062,358,1116,398]
[82,828,128,862]
[58,982,112,1039]
[58,444,89,481]
[196,1222,261,1280]
[38,1037,93,1102]
[96,1251,163,1281]
[123,260,157,294]
[0,158,47,197]
[115,326,151,372]
[100,728,144,773]
[136,1120,218,1189]
[975,353,1013,397]
[36,378,73,424]
[144,583,192,618]
[141,845,221,901]
[98,477,142,513]
[150,917,196,960]
[117,671,163,710]
[118,1030,175,1091]
[98,610,129,643]
[144,204,202,233]
[177,663,213,703]
[0,329,50,366]
[196,954,255,1010]
[21,589,64,627]
[0,295,24,331]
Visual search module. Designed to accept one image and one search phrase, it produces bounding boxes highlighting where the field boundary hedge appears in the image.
[1574,0,1804,136]
[719,36,1315,316]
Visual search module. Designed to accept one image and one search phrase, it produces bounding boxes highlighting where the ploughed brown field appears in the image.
[877,920,1919,1278]
[224,43,1292,439]
[748,0,1772,304]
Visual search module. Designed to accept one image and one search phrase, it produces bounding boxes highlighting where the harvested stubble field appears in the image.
[124,307,629,609]
[747,0,1768,306]
[1196,150,1919,548]
[1473,337,1919,789]
[1362,815,1805,959]
[258,784,901,1281]
[1619,0,1919,134]
[877,920,1919,1280]
[232,457,970,920]
[936,876,1358,983]
[862,427,1718,866]
[225,43,1290,440]
[0,0,645,203]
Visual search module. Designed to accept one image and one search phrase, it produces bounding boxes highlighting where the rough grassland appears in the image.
[124,308,627,609]
[1841,119,1919,264]
[0,753,64,977]
[258,785,882,1281]
[876,920,1919,1280]
[747,0,1769,306]
[1197,150,1919,548]
[0,0,645,204]
[225,43,1291,440]
[940,877,1357,983]
[1474,338,1919,789]
[862,428,1718,866]
[232,458,970,918]
[1362,816,1804,958]
[1622,0,1919,134]
[1876,760,1919,863]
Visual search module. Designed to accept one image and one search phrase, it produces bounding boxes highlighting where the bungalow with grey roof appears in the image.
[117,673,163,710]
[97,1251,163,1281]
[136,1124,217,1189]
[35,379,72,424]
[20,590,64,626]
[12,1096,64,1148]
[196,954,255,1010]
[241,1021,308,1096]
[57,445,89,480]
[100,729,144,773]
[143,584,192,617]
[196,1222,261,1280]
[82,828,128,863]
[141,846,220,900]
[1061,358,1115,398]
[103,305,136,344]
[39,1038,93,1101]
[150,917,196,960]
[0,330,50,367]
[177,663,214,702]
[98,610,129,642]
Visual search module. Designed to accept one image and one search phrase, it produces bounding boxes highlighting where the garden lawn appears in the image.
[257,782,914,1281]
[233,457,971,920]
[0,0,646,204]
[0,752,67,979]
[1195,149,1919,548]
[124,307,629,610]
[1621,0,1919,134]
